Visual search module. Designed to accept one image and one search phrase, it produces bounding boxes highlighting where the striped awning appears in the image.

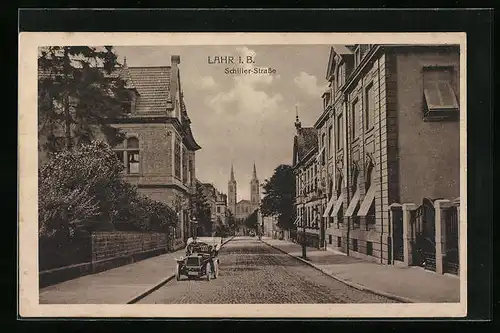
[322,195,336,217]
[358,185,376,217]
[293,216,301,226]
[345,189,361,217]
[316,145,325,161]
[331,193,344,217]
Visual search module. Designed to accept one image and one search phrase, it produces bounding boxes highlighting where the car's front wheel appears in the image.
[206,264,211,281]
[175,264,181,281]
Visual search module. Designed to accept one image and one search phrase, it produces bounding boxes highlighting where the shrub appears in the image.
[39,140,122,239]
[39,140,179,245]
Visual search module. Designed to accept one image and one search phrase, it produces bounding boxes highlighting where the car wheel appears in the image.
[206,264,211,281]
[176,265,181,281]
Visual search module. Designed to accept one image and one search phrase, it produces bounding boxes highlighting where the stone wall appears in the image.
[40,231,171,288]
[91,232,168,262]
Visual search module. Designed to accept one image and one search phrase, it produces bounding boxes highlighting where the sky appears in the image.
[114,45,331,201]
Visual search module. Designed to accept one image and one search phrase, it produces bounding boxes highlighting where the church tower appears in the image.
[250,162,260,208]
[228,164,237,215]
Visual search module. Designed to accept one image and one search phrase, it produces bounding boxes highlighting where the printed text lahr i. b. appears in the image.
[208,55,255,64]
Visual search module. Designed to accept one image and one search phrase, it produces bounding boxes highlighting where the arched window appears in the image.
[114,136,140,175]
[174,137,181,179]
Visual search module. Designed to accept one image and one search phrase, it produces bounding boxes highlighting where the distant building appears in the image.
[262,215,278,238]
[200,182,228,230]
[227,163,261,223]
[215,191,228,224]
[292,108,321,248]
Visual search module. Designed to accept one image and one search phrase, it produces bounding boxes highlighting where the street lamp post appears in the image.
[302,188,307,259]
[191,216,198,239]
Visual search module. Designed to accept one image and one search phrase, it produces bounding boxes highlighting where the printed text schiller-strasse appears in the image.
[224,67,277,75]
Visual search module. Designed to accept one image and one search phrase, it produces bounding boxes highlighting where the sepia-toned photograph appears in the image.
[18,32,467,318]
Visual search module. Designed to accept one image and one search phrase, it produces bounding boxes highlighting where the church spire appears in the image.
[252,162,257,180]
[230,164,235,182]
[294,104,302,131]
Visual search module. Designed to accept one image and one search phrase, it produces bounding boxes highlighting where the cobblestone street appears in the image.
[137,237,397,304]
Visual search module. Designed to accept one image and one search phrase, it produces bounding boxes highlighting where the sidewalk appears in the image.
[262,237,460,303]
[40,237,234,304]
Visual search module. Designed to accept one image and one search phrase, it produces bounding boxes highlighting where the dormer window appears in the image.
[354,46,361,67]
[120,89,136,114]
[422,66,459,121]
[323,91,331,109]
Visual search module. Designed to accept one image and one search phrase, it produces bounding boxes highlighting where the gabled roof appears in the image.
[124,66,172,114]
[292,127,318,167]
[326,45,355,80]
[237,199,251,205]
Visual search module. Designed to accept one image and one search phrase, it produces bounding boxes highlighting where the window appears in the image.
[118,90,133,114]
[351,99,360,139]
[365,83,375,130]
[337,205,344,228]
[337,236,342,248]
[328,235,332,245]
[355,47,361,67]
[423,67,459,118]
[114,137,140,175]
[321,133,326,165]
[188,159,193,185]
[182,147,188,184]
[366,202,376,229]
[126,137,140,174]
[366,241,373,256]
[339,64,345,87]
[352,238,358,252]
[336,114,343,150]
[115,151,124,167]
[335,66,340,90]
[174,138,181,178]
[323,92,331,109]
[328,125,333,157]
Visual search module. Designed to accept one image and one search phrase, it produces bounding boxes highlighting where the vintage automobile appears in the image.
[175,237,221,281]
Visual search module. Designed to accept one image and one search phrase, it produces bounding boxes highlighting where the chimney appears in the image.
[171,55,181,66]
[170,55,181,117]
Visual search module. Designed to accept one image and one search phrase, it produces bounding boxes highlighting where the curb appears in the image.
[261,239,416,304]
[127,236,235,304]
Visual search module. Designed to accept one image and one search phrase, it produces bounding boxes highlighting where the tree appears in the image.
[226,210,237,234]
[214,217,230,238]
[260,164,296,230]
[38,46,129,153]
[191,182,212,236]
[244,209,259,231]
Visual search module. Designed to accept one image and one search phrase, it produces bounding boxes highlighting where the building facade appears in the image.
[200,182,228,228]
[111,55,201,248]
[295,44,460,268]
[227,163,261,222]
[292,111,323,248]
